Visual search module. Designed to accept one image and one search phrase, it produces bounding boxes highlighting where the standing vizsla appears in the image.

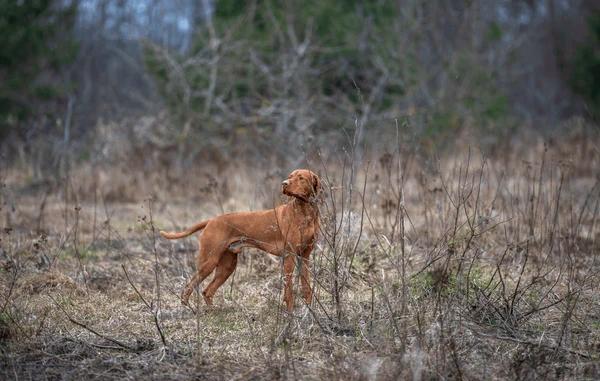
[160,169,321,311]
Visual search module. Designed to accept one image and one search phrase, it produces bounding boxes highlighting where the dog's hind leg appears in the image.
[181,245,223,306]
[201,250,238,305]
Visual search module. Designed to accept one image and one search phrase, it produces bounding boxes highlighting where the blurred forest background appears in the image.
[1,0,599,179]
[2,2,600,379]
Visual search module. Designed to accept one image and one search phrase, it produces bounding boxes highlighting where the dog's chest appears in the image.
[291,212,318,241]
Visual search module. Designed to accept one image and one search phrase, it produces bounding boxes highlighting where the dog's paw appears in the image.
[202,295,213,307]
[180,295,190,306]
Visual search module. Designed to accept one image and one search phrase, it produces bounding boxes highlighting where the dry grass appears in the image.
[1,126,599,380]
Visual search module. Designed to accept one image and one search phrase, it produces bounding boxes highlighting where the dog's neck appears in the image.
[289,196,319,217]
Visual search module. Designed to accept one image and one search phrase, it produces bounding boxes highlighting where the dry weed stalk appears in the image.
[124,197,169,353]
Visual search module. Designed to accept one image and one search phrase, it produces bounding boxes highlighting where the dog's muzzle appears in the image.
[282,180,290,186]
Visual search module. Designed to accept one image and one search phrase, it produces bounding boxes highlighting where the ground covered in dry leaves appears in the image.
[1,135,600,380]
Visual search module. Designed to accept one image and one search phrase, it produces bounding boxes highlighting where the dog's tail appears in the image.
[159,220,210,240]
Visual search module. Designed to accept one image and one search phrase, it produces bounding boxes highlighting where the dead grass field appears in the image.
[1,128,599,380]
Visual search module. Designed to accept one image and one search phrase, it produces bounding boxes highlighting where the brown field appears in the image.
[1,127,599,380]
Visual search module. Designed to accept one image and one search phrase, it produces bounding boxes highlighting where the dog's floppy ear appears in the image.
[312,173,321,195]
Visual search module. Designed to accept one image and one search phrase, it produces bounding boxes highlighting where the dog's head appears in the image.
[282,169,321,201]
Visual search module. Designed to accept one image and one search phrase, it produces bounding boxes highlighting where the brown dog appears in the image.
[160,169,321,311]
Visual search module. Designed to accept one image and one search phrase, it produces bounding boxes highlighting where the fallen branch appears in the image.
[48,294,134,351]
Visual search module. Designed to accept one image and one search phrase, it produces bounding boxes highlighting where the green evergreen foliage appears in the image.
[571,12,600,119]
[0,0,78,137]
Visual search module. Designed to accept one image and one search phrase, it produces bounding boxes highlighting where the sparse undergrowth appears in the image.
[1,131,599,380]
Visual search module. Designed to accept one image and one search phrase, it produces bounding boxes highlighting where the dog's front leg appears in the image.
[283,255,295,311]
[299,254,312,306]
